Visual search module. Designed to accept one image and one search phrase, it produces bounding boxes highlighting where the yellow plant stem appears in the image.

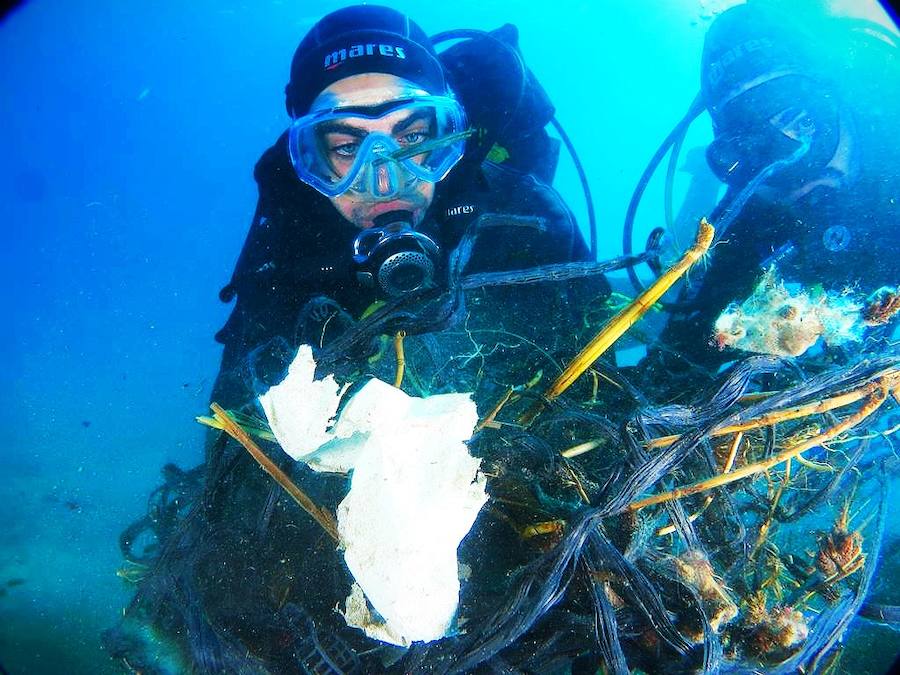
[393,330,407,388]
[656,432,743,536]
[626,383,889,514]
[722,431,744,473]
[196,414,276,442]
[561,439,603,459]
[750,458,792,560]
[564,464,592,504]
[655,496,715,537]
[646,374,898,450]
[476,387,516,431]
[521,519,566,539]
[519,218,715,425]
[738,391,777,403]
[210,403,339,542]
[794,453,834,472]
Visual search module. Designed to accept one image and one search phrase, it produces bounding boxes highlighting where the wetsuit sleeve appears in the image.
[463,165,594,272]
[210,139,329,409]
[211,135,365,410]
[509,170,592,265]
[210,199,300,411]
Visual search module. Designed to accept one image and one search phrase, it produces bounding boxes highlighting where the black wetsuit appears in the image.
[211,132,595,409]
[110,25,609,673]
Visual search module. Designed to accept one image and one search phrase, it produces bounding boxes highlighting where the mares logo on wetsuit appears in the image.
[446,204,475,217]
[324,45,407,70]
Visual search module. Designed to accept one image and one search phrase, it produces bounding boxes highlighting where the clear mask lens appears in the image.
[288,96,469,198]
[770,107,817,143]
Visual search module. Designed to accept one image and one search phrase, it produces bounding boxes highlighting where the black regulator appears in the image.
[352,211,441,297]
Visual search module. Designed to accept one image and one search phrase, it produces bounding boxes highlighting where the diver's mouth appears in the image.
[368,200,410,218]
[359,200,423,229]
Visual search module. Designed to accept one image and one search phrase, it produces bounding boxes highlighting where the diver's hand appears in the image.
[294,296,357,349]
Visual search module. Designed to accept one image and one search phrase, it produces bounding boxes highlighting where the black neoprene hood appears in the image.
[284,5,448,118]
[701,4,813,125]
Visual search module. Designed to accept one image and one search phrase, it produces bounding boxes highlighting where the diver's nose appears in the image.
[374,163,395,197]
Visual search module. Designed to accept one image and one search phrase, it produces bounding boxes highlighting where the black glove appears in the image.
[294,296,357,351]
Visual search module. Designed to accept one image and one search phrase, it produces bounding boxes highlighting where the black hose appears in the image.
[550,116,597,258]
[623,94,705,293]
[664,118,687,234]
[431,28,599,259]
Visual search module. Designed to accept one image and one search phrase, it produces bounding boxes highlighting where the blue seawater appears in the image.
[2,1,898,673]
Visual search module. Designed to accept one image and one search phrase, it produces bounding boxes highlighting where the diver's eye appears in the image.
[331,142,359,158]
[398,131,425,146]
[771,107,816,141]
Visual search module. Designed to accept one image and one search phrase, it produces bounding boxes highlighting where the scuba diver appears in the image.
[211,4,599,415]
[638,1,900,385]
[105,6,610,672]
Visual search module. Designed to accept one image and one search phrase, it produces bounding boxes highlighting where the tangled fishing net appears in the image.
[104,219,900,674]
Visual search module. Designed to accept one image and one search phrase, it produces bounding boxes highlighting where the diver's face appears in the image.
[709,77,848,205]
[311,74,436,229]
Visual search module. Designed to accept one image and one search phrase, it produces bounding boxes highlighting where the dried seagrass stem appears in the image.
[750,458,792,560]
[656,432,744,536]
[197,409,277,442]
[561,439,604,459]
[646,373,899,450]
[393,330,407,389]
[210,402,340,542]
[520,218,715,425]
[794,453,834,472]
[655,496,714,537]
[626,382,889,514]
[476,387,516,432]
[722,431,744,473]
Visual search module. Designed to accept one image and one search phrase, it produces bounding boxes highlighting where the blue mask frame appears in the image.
[288,95,469,198]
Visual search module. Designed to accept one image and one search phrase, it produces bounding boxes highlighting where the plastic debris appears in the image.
[714,266,864,357]
[259,346,487,645]
[258,345,350,470]
[335,377,486,646]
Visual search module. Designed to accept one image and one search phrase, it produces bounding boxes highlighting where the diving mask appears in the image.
[706,78,837,187]
[288,95,470,198]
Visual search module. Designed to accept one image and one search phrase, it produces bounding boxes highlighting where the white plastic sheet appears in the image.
[259,346,488,645]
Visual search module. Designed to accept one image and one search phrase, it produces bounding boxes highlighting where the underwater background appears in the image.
[1,0,898,673]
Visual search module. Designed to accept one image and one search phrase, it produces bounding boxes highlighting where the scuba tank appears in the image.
[433,24,599,258]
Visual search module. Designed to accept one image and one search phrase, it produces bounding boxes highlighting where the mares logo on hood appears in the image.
[324,44,407,70]
[706,37,775,89]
